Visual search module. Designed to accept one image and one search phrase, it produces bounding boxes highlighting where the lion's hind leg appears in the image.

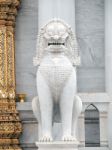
[72,96,82,139]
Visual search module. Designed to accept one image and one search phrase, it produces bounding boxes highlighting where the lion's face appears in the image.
[43,22,68,46]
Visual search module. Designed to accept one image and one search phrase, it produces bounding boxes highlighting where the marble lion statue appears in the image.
[32,19,82,142]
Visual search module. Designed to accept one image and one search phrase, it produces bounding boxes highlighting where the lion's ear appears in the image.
[67,27,72,34]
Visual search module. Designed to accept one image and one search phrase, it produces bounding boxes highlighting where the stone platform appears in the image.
[36,141,79,150]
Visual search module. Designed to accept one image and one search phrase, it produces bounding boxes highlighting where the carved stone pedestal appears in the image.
[36,142,79,150]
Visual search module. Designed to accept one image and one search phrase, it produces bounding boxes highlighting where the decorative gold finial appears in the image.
[17,94,26,103]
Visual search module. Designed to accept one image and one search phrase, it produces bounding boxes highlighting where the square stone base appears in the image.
[36,141,79,150]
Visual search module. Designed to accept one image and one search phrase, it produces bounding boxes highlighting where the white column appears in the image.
[108,102,112,149]
[105,0,112,93]
[38,0,76,31]
[100,112,108,147]
[105,0,112,149]
[78,113,85,147]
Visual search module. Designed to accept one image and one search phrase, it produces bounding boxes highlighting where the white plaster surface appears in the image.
[105,0,112,93]
[100,112,108,146]
[15,0,38,101]
[76,0,105,92]
[105,1,112,149]
[36,142,79,150]
[79,148,108,150]
[108,102,112,149]
[38,0,76,31]
[77,113,85,146]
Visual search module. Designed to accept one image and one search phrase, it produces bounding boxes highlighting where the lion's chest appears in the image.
[38,55,74,101]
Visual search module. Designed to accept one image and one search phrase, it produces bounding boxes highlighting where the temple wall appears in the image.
[76,0,105,92]
[15,0,108,150]
[15,0,105,102]
[15,0,38,101]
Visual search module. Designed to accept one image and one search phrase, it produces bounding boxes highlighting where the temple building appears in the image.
[0,0,112,150]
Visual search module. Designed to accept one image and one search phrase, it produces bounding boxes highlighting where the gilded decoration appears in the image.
[0,0,22,149]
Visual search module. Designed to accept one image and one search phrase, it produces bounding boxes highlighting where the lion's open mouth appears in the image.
[48,43,65,46]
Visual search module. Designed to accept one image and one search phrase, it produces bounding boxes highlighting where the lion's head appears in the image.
[35,19,80,66]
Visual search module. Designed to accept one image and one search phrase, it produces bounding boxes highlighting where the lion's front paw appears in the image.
[39,135,53,142]
[62,135,77,142]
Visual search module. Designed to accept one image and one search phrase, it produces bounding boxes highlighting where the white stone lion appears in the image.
[32,19,82,142]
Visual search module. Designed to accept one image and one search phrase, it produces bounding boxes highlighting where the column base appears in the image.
[36,141,79,150]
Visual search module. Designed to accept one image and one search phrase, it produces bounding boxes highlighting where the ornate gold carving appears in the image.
[0,0,20,26]
[0,0,22,149]
[0,28,7,90]
[7,30,15,99]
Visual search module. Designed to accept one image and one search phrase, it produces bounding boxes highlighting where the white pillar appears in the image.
[105,0,112,149]
[38,0,76,31]
[78,113,85,147]
[108,102,112,149]
[105,0,112,93]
